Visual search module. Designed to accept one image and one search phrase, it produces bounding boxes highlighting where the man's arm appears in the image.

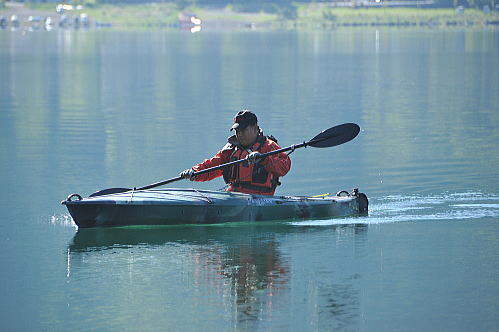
[260,140,291,177]
[190,148,231,182]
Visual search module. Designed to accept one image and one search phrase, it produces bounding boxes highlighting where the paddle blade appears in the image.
[308,123,360,148]
[89,188,131,197]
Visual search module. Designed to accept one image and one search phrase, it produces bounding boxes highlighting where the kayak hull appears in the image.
[62,188,368,228]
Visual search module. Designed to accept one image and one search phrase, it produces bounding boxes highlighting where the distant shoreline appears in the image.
[1,2,498,30]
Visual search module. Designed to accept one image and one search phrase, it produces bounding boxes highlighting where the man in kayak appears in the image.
[180,110,291,195]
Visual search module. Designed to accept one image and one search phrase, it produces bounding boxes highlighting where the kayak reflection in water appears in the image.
[180,110,291,195]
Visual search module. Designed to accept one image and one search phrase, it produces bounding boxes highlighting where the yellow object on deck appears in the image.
[310,193,331,198]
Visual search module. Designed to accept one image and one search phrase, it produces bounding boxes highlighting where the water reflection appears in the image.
[68,224,367,328]
[219,238,289,324]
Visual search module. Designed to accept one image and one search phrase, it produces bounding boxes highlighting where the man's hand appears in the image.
[179,168,195,181]
[246,151,263,165]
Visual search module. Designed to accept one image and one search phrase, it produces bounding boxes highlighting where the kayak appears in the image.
[62,188,368,228]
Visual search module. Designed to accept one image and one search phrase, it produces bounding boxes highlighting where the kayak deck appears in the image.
[62,188,368,228]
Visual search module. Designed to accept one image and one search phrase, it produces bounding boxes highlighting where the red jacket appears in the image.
[192,134,291,195]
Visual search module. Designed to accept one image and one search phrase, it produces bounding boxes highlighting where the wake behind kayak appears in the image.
[62,188,368,228]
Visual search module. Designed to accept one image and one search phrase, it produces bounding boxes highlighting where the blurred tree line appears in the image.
[99,0,494,8]
[16,0,496,13]
[95,0,495,12]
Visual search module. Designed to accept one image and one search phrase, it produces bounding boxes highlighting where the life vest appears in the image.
[222,135,280,195]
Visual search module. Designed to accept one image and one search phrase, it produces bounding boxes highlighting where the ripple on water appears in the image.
[291,192,499,226]
[50,214,77,228]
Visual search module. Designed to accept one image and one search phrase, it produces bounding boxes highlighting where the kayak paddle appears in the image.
[89,123,360,197]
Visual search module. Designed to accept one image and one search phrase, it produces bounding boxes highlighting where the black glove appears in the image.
[246,151,263,165]
[179,168,195,181]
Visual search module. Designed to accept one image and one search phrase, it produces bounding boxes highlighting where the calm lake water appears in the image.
[1,28,498,331]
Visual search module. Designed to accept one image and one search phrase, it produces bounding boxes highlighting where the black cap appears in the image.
[230,110,258,131]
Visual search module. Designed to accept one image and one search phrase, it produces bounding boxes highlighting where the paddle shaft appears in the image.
[87,123,359,197]
[136,135,332,191]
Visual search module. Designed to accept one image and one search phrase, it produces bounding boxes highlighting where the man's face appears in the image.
[235,124,259,148]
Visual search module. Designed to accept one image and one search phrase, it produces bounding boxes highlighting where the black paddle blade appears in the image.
[89,188,131,197]
[308,123,360,148]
